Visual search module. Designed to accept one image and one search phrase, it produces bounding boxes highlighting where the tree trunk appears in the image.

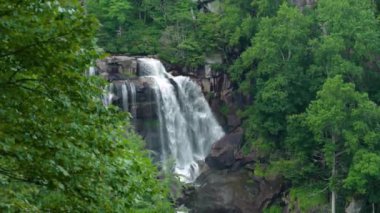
[117,25,122,37]
[331,166,336,213]
[331,135,337,213]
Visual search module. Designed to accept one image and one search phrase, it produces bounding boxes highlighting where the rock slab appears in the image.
[183,168,284,213]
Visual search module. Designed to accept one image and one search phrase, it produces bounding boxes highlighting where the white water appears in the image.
[102,83,114,107]
[121,83,129,111]
[87,66,96,76]
[104,80,138,122]
[127,81,137,121]
[138,58,224,182]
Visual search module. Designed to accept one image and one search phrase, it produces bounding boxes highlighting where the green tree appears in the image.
[344,151,380,212]
[87,0,197,57]
[0,0,171,211]
[231,3,312,153]
[310,0,380,101]
[87,0,259,69]
[305,76,380,213]
[86,0,137,53]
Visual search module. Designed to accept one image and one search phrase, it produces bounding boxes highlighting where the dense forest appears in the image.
[2,0,380,212]
[87,0,380,211]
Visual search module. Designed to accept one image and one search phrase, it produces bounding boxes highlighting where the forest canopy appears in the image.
[86,0,380,211]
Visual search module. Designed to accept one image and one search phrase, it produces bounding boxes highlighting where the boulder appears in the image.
[206,128,253,170]
[184,168,284,213]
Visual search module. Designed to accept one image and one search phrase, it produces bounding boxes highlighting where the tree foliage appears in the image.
[87,0,259,68]
[236,4,313,153]
[0,0,171,211]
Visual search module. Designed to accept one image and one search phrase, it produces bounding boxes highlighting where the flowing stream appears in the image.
[104,58,224,182]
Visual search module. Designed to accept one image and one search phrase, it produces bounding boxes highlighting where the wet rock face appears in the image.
[184,169,284,213]
[96,57,165,159]
[95,56,161,121]
[105,78,158,117]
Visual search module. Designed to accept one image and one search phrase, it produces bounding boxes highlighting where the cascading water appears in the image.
[102,83,115,107]
[86,66,96,76]
[103,80,137,123]
[120,83,129,111]
[127,81,137,122]
[138,58,224,182]
[101,58,224,182]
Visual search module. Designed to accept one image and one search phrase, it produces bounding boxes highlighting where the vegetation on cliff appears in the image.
[87,0,380,211]
[0,1,172,211]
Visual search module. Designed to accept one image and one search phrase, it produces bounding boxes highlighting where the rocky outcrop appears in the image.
[215,90,245,130]
[96,55,139,80]
[205,128,254,170]
[182,168,284,213]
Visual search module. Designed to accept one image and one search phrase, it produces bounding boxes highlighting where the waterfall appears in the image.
[103,80,137,122]
[138,58,224,182]
[120,83,129,111]
[127,81,137,122]
[102,83,115,107]
[87,66,96,76]
[100,58,224,182]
